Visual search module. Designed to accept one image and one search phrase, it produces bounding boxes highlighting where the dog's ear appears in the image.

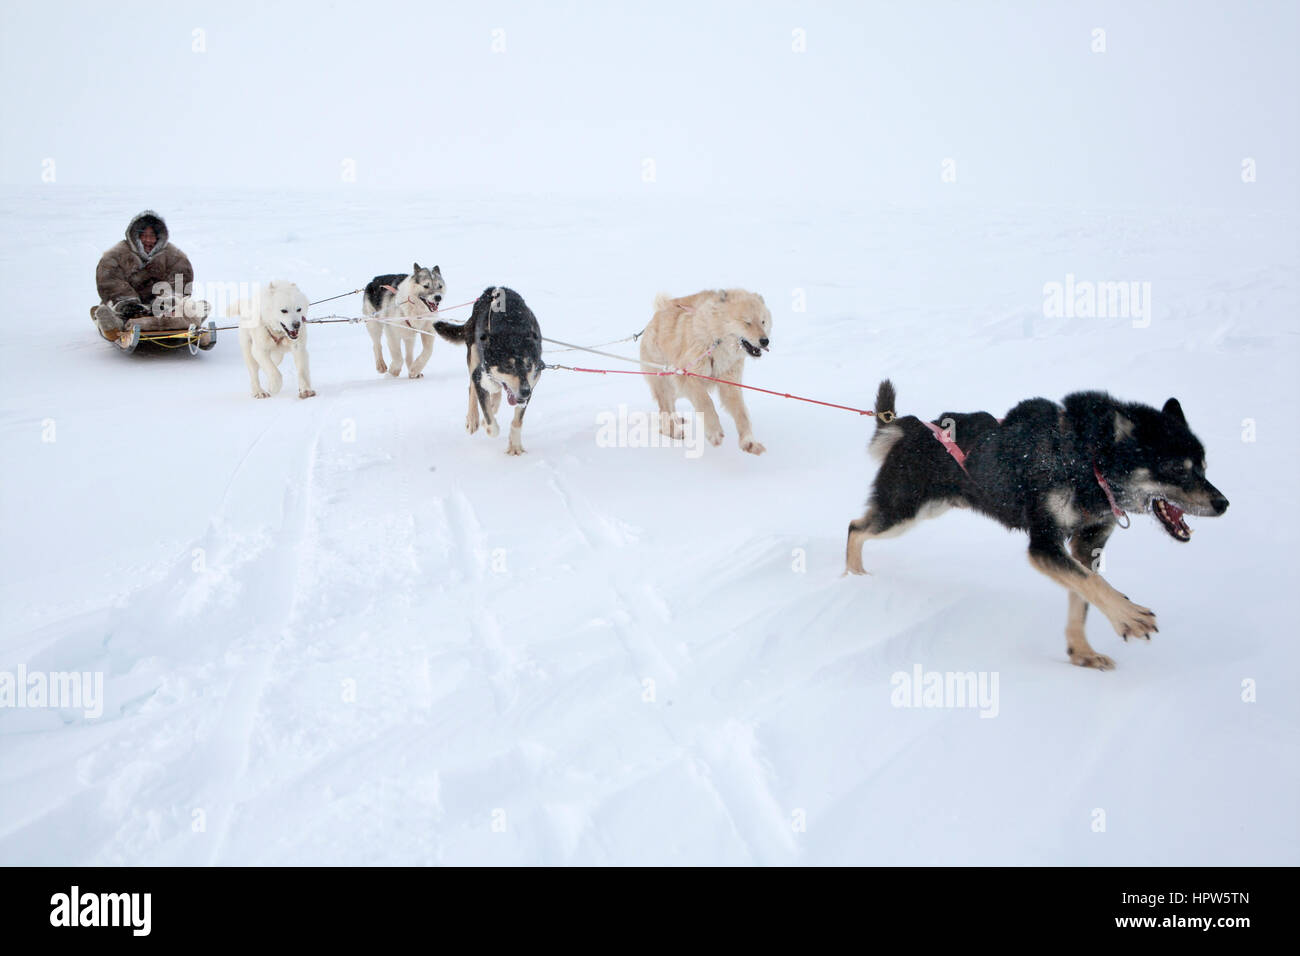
[1162,398,1186,425]
[432,265,441,275]
[1114,411,1136,443]
[413,262,421,276]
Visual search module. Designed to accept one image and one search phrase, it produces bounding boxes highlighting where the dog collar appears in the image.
[1093,464,1131,529]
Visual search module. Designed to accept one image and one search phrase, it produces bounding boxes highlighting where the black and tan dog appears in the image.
[433,287,543,455]
[845,380,1229,669]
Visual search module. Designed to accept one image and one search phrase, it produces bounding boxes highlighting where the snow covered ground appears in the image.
[0,186,1296,865]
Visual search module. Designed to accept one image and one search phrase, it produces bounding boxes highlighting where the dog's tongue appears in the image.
[1165,501,1185,522]
[507,393,518,406]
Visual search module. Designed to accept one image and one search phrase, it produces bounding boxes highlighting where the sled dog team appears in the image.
[230,269,773,461]
[89,213,1227,671]
[93,208,1228,671]
[226,265,1229,672]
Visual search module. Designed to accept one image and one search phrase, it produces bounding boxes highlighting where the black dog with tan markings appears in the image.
[845,380,1229,669]
[433,287,543,456]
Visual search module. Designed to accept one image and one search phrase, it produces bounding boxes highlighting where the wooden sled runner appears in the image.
[97,319,217,354]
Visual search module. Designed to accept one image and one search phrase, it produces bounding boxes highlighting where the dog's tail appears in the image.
[433,319,468,343]
[360,278,383,316]
[868,379,901,461]
[874,379,896,424]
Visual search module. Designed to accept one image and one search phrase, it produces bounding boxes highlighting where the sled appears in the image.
[98,319,217,355]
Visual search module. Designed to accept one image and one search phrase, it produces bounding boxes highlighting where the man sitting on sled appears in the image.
[91,210,211,343]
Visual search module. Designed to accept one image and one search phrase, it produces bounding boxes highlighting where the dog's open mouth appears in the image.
[281,323,300,340]
[740,338,763,358]
[1152,497,1192,542]
[496,379,522,406]
[420,296,439,313]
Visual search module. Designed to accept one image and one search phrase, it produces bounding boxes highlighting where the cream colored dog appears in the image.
[231,280,316,400]
[639,289,772,454]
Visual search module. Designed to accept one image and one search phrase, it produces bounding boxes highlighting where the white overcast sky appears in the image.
[2,0,1295,206]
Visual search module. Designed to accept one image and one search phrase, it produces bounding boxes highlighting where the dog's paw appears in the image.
[1106,597,1157,641]
[1069,649,1117,670]
[387,367,402,378]
[485,422,500,438]
[375,361,387,374]
[706,426,724,447]
[843,565,870,577]
[740,437,766,455]
[659,414,686,440]
[252,390,270,400]
[506,442,525,456]
[409,372,423,380]
[298,388,316,399]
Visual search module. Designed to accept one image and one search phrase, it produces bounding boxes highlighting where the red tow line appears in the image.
[550,364,878,417]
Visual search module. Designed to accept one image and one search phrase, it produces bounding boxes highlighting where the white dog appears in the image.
[231,280,316,399]
[639,289,772,454]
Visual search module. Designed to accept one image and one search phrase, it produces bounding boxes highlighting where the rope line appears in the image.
[308,288,363,306]
[539,337,655,368]
[173,297,480,336]
[545,363,876,417]
[542,330,643,353]
[538,333,715,374]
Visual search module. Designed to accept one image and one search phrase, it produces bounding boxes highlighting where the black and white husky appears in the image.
[362,263,445,378]
[845,381,1230,670]
[433,287,543,455]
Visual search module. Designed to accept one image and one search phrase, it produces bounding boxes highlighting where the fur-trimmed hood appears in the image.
[125,210,169,262]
